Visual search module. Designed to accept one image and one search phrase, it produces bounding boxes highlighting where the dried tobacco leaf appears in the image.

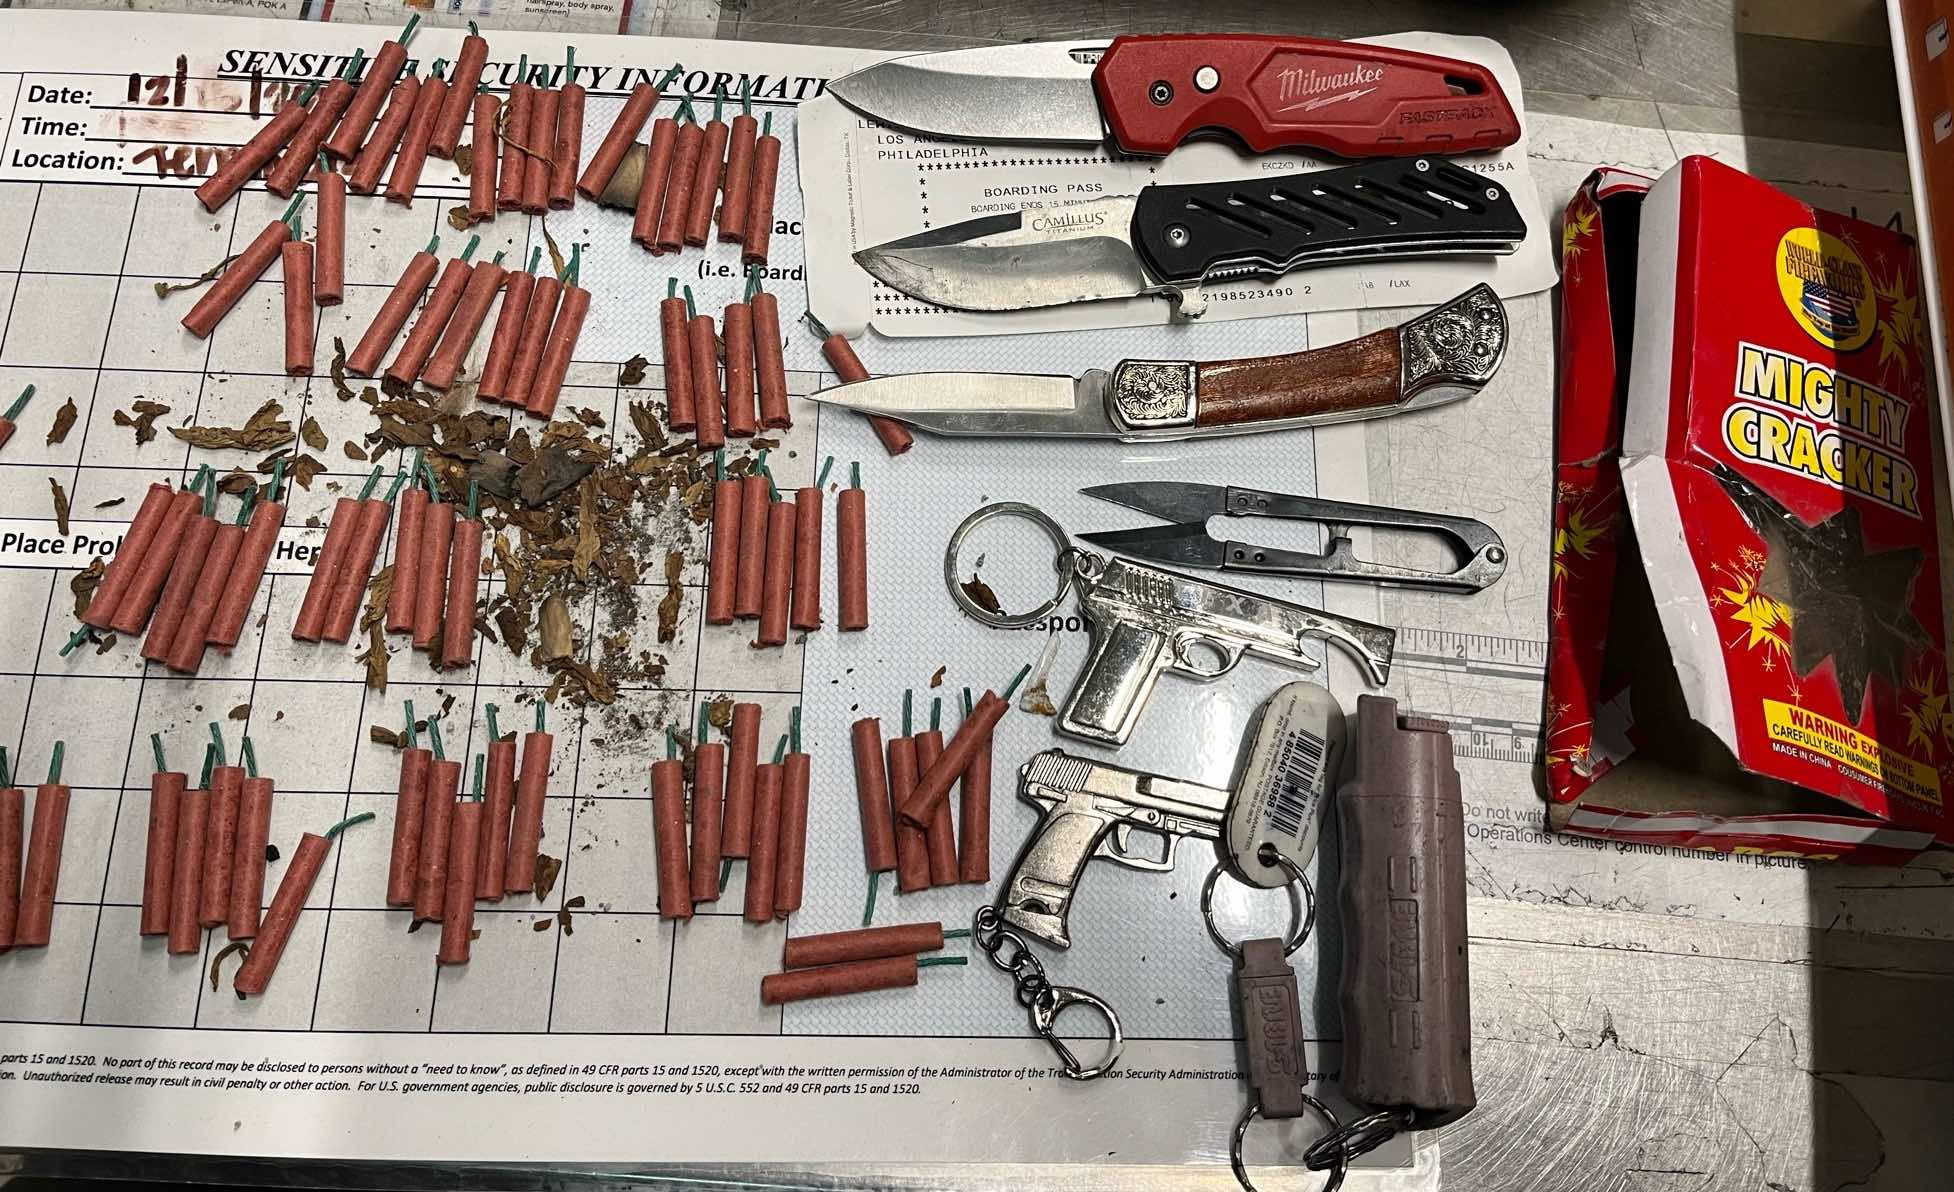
[549,655,615,705]
[210,940,249,992]
[344,441,368,461]
[517,446,595,506]
[359,565,392,636]
[155,252,238,299]
[571,478,599,579]
[70,558,104,618]
[47,397,77,446]
[217,469,257,496]
[228,704,250,720]
[930,666,946,688]
[356,620,388,691]
[330,338,356,402]
[961,574,1003,616]
[619,354,648,386]
[300,416,327,451]
[657,549,683,643]
[93,497,125,510]
[627,402,663,452]
[112,399,172,446]
[447,205,480,232]
[173,399,294,452]
[453,144,473,175]
[541,220,566,278]
[533,853,563,900]
[707,697,734,729]
[268,452,325,490]
[48,477,70,536]
[370,725,402,748]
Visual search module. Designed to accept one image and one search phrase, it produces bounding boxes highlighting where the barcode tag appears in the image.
[1225,683,1345,889]
[1262,728,1326,840]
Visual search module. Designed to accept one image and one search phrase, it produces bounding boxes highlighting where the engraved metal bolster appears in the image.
[1107,360,1197,430]
[1397,283,1507,398]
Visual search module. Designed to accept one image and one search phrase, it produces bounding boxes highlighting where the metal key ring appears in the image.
[1303,1107,1415,1171]
[944,501,1077,628]
[1029,985,1124,1081]
[1202,850,1316,959]
[1233,1094,1348,1192]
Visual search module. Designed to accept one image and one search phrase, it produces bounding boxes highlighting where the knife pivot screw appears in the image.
[1166,224,1190,248]
[1487,547,1505,564]
[1414,158,1430,172]
[1149,79,1173,105]
[1486,186,1501,200]
[1194,65,1220,92]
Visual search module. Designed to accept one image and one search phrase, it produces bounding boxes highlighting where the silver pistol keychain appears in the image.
[944,502,1395,746]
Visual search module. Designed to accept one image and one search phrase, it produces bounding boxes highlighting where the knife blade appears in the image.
[811,283,1507,442]
[828,35,1522,158]
[854,158,1525,316]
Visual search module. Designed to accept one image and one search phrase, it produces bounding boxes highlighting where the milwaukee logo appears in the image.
[1274,63,1384,112]
[1029,208,1109,234]
[1386,897,1420,1001]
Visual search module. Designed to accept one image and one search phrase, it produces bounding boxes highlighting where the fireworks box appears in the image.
[1544,156,1953,861]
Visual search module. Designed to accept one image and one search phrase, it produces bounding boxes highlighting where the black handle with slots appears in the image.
[1129,158,1526,285]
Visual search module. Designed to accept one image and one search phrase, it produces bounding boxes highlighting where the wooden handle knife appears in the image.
[1106,283,1507,437]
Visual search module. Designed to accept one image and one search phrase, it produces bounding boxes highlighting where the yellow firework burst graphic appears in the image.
[1712,557,1792,660]
[1871,256,1926,380]
[1561,201,1599,276]
[1902,662,1953,757]
[1553,501,1608,580]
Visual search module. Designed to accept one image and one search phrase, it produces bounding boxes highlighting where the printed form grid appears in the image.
[0,145,827,1036]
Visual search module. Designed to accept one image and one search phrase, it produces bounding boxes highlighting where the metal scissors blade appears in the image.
[1079,481,1507,592]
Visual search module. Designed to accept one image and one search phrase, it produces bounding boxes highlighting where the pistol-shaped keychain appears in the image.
[1003,682,1347,948]
[972,682,1348,1084]
[945,502,1395,745]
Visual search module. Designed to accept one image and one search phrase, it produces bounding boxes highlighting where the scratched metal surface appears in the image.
[3,1,1952,1190]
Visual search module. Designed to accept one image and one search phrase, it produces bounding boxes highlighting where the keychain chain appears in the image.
[972,904,1053,1011]
[972,905,1123,1081]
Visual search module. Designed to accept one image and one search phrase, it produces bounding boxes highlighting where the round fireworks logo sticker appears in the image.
[1775,227,1874,351]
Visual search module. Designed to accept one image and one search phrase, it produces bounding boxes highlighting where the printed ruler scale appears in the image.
[1392,625,1546,678]
[1429,713,1540,765]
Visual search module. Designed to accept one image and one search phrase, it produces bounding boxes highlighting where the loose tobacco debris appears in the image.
[70,558,103,618]
[534,852,563,900]
[174,399,294,452]
[113,399,172,446]
[961,574,1003,616]
[155,252,238,299]
[47,397,77,446]
[48,477,70,536]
